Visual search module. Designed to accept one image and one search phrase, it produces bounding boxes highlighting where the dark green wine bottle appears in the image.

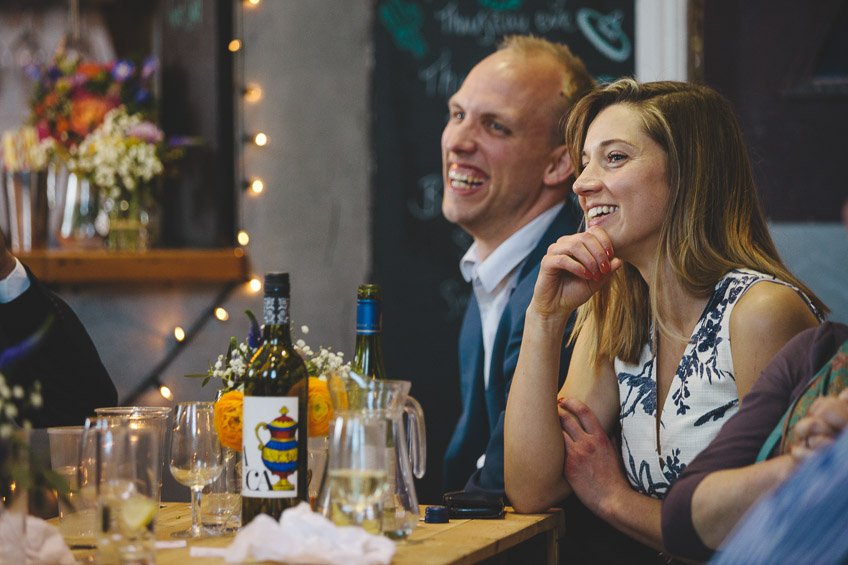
[241,273,309,523]
[352,284,386,380]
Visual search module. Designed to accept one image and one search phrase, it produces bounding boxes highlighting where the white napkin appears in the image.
[190,502,395,565]
[0,514,77,565]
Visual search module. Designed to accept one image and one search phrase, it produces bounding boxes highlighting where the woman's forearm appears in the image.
[598,488,665,551]
[691,455,795,549]
[505,305,573,512]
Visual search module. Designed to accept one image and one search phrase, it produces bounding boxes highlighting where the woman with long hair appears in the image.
[504,79,826,554]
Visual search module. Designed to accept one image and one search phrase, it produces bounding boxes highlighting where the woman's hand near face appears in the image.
[531,227,623,322]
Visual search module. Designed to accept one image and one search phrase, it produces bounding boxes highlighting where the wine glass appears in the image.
[169,402,223,538]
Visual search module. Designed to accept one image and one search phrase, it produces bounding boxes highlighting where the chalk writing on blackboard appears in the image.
[577,9,631,62]
[436,3,532,46]
[379,0,429,59]
[167,0,203,32]
[418,50,463,99]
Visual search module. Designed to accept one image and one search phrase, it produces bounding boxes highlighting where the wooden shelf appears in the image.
[18,248,249,284]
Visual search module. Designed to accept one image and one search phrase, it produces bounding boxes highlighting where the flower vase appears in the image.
[57,171,106,249]
[103,181,157,251]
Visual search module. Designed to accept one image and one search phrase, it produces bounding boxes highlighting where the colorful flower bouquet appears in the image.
[28,52,158,157]
[20,51,177,250]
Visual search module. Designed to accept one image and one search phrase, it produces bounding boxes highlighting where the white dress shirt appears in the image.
[0,258,31,303]
[459,202,564,390]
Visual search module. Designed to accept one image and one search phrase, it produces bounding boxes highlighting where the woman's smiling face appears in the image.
[573,103,670,266]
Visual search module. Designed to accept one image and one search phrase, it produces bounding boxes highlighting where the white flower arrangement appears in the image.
[199,324,350,392]
[0,372,42,439]
[68,106,163,196]
[295,326,349,381]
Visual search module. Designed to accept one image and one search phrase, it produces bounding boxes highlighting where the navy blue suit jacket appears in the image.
[443,200,582,496]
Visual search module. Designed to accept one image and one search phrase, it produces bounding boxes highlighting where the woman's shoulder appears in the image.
[729,276,820,336]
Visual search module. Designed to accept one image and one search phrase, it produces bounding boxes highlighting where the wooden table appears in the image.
[64,503,564,565]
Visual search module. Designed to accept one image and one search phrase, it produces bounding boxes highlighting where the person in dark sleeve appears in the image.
[0,231,117,427]
[661,321,848,561]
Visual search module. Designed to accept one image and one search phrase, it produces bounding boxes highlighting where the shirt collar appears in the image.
[460,202,564,293]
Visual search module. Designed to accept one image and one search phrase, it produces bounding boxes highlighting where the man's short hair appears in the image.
[498,35,596,141]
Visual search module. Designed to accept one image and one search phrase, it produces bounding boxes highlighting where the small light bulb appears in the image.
[249,278,262,292]
[254,133,268,146]
[215,307,229,321]
[246,0,261,6]
[237,230,250,246]
[159,385,172,399]
[251,179,264,193]
[228,39,242,52]
[244,83,263,102]
[174,327,186,342]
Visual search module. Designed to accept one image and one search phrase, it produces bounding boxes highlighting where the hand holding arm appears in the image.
[560,398,665,550]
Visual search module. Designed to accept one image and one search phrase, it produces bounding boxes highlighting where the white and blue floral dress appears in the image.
[615,269,820,499]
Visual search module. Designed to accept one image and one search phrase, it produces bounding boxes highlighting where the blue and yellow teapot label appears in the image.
[242,397,299,497]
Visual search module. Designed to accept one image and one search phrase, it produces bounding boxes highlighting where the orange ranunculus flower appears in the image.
[214,390,243,452]
[69,94,116,138]
[307,377,333,437]
[291,377,334,437]
[77,62,107,78]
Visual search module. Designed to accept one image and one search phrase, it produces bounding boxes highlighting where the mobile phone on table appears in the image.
[443,490,505,519]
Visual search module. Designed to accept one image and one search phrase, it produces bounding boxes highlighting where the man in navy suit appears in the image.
[441,35,594,496]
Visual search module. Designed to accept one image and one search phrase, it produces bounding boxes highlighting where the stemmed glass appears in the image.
[169,402,223,538]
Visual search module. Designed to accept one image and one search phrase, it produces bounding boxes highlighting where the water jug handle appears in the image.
[404,395,427,479]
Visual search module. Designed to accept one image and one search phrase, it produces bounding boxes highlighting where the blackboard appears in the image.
[372,0,635,503]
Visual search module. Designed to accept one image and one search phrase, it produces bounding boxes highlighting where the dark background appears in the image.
[700,0,848,222]
[372,0,635,504]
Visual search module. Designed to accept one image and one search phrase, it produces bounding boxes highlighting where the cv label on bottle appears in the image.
[242,396,300,498]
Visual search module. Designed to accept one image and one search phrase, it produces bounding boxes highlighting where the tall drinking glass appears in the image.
[92,419,160,565]
[169,402,222,538]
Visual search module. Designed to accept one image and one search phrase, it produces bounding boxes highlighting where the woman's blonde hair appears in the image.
[563,78,827,365]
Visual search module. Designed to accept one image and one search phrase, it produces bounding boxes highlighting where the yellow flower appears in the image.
[291,377,334,437]
[213,390,243,452]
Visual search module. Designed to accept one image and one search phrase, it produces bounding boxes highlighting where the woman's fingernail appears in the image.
[605,248,613,259]
[600,261,610,274]
[583,269,593,279]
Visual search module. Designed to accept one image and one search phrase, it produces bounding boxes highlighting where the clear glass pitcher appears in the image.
[316,369,426,540]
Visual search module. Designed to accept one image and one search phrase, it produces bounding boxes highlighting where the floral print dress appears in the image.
[614,269,820,498]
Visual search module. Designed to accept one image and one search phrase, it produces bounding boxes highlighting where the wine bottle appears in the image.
[352,284,400,535]
[241,273,309,523]
[352,284,387,380]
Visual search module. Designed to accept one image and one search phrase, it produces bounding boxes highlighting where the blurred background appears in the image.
[0,0,845,505]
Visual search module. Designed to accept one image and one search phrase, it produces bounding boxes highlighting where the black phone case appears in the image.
[443,490,506,519]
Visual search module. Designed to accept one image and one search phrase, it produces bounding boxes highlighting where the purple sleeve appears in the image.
[661,321,848,561]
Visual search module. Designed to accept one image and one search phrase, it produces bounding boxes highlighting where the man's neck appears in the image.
[473,202,564,262]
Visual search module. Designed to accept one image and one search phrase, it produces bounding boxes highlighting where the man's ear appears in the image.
[543,145,574,187]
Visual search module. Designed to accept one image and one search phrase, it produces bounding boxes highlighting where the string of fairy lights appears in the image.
[128,0,266,404]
